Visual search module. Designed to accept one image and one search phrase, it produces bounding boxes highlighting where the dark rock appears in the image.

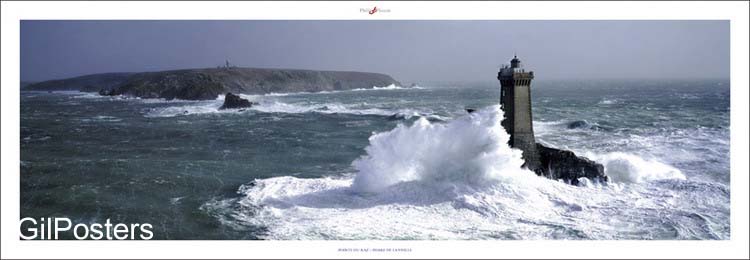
[466,108,476,114]
[531,143,607,185]
[219,93,255,110]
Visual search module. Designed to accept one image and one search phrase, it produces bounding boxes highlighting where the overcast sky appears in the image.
[21,20,729,82]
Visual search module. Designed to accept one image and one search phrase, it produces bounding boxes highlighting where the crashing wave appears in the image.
[351,105,532,192]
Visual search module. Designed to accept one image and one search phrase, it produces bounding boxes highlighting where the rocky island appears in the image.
[24,67,401,100]
[220,93,257,110]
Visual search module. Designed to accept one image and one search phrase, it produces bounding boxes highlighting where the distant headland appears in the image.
[23,67,401,100]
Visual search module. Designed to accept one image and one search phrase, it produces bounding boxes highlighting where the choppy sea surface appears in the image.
[20,79,730,240]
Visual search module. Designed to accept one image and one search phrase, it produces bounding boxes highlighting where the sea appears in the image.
[20,79,730,240]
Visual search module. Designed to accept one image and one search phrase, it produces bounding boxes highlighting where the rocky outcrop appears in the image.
[220,93,256,110]
[532,143,607,185]
[23,68,400,100]
[108,70,225,100]
[23,73,133,92]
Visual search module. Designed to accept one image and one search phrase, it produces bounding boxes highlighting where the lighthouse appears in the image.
[498,55,542,171]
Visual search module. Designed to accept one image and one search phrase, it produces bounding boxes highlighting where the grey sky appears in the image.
[21,20,729,82]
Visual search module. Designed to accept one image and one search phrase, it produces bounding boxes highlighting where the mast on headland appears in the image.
[498,55,542,171]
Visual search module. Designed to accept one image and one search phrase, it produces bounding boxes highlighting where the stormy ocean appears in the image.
[20,79,730,240]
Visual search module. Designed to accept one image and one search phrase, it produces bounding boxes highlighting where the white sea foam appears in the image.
[80,115,122,123]
[69,92,105,99]
[597,98,620,105]
[586,152,686,183]
[143,102,225,117]
[146,93,443,120]
[209,174,581,240]
[532,116,693,185]
[144,94,255,117]
[68,92,200,104]
[250,100,431,119]
[264,84,422,96]
[352,84,421,91]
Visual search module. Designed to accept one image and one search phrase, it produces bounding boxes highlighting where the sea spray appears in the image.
[351,105,532,192]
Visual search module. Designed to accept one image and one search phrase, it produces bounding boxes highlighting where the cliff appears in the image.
[25,68,401,100]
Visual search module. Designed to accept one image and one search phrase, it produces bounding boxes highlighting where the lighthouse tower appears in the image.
[498,55,541,171]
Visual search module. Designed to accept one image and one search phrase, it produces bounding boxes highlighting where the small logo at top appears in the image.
[361,6,390,15]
